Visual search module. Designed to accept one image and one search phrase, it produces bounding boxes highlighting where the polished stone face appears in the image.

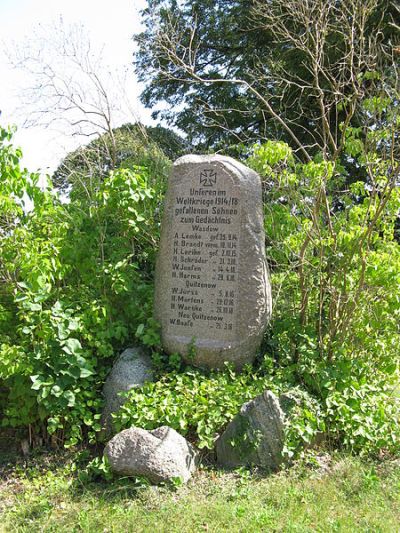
[154,154,272,369]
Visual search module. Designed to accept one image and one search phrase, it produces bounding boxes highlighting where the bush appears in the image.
[116,122,400,457]
[114,364,277,450]
[0,125,166,446]
[245,100,400,454]
[52,123,180,196]
[1,98,399,459]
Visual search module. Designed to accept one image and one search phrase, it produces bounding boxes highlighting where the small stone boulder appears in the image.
[102,347,153,432]
[216,390,286,471]
[104,426,198,484]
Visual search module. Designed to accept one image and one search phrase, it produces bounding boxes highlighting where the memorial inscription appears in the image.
[168,168,240,340]
[155,155,272,369]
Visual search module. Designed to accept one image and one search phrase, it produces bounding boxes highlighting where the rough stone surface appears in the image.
[154,154,272,369]
[216,390,286,471]
[104,426,198,484]
[102,347,153,431]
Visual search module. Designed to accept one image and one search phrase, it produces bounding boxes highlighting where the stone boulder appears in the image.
[216,390,286,471]
[102,347,153,432]
[104,426,198,484]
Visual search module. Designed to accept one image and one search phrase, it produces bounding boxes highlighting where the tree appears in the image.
[135,0,273,151]
[8,19,190,198]
[52,123,188,195]
[7,18,140,165]
[134,0,399,160]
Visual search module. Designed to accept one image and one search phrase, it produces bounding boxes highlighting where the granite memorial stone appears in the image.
[155,155,272,368]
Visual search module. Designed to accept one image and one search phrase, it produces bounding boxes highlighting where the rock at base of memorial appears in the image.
[104,426,198,484]
[216,390,286,471]
[154,154,272,370]
[101,347,153,433]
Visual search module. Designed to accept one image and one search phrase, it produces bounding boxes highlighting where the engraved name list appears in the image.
[166,168,241,342]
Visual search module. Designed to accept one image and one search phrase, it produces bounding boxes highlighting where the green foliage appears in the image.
[135,0,398,157]
[0,126,165,445]
[52,122,183,196]
[82,455,114,482]
[1,82,399,461]
[114,364,282,450]
[246,102,400,455]
[281,389,325,459]
[113,353,328,457]
[324,381,400,454]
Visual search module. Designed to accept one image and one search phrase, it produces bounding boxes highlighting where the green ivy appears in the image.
[1,100,399,460]
[114,365,283,450]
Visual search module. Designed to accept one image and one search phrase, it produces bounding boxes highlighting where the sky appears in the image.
[0,0,152,173]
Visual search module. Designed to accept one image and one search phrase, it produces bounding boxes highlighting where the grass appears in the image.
[1,450,400,532]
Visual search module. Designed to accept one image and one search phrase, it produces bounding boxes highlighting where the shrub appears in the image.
[245,96,400,454]
[2,94,399,459]
[0,126,165,446]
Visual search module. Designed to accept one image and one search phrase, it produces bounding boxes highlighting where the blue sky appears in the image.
[0,0,151,172]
